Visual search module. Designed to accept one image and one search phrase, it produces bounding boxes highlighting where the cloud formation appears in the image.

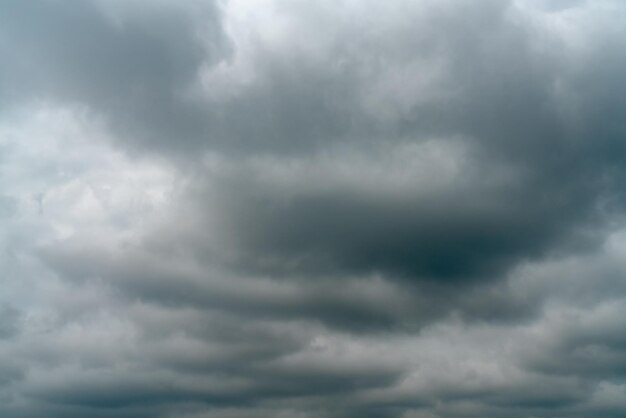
[2,0,626,417]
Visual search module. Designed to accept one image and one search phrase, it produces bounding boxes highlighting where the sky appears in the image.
[1,0,626,417]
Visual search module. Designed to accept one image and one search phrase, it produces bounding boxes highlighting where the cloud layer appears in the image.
[2,0,626,417]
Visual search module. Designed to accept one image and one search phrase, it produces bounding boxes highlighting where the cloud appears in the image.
[0,0,226,156]
[2,0,626,417]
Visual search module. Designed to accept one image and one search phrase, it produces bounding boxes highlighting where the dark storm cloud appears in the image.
[183,0,626,284]
[203,166,597,281]
[38,230,547,332]
[0,0,226,153]
[5,0,611,286]
[197,15,626,290]
[2,298,403,417]
[37,238,408,331]
[3,0,626,418]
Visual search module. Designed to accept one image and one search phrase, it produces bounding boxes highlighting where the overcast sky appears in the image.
[1,0,626,417]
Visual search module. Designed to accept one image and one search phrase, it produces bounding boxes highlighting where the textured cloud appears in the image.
[2,0,626,417]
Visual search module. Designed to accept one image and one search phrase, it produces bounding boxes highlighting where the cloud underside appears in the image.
[1,0,626,417]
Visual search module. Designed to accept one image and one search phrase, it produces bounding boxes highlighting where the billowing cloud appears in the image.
[2,0,626,417]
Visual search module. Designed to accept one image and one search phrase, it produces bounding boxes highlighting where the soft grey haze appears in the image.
[1,0,626,417]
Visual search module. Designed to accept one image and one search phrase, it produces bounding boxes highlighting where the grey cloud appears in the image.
[36,238,410,331]
[61,0,623,289]
[38,232,548,332]
[0,305,20,339]
[1,295,402,417]
[4,0,626,417]
[4,0,626,285]
[0,0,226,155]
[202,171,593,281]
[525,302,626,380]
